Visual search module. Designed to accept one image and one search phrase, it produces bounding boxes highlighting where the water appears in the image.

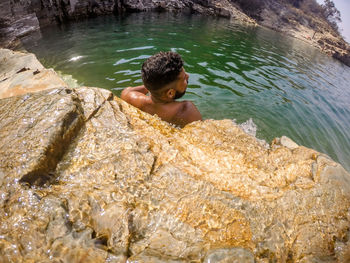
[23,12,350,172]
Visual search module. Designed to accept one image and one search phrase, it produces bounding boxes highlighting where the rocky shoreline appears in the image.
[1,48,350,262]
[1,0,349,66]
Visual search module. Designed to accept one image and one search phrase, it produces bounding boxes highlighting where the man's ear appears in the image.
[166,88,175,99]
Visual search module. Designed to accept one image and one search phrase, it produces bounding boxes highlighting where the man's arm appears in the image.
[121,85,149,107]
[174,101,202,127]
[121,85,148,97]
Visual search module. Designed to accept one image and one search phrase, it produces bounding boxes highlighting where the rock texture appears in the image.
[0,49,67,99]
[0,0,40,48]
[1,49,350,262]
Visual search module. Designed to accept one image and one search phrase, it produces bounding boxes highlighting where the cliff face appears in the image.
[0,0,119,47]
[0,0,40,48]
[1,49,350,262]
[0,0,254,48]
[257,0,350,66]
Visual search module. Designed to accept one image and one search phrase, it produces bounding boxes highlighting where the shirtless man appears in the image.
[121,51,202,127]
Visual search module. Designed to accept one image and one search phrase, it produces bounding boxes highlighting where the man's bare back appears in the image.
[121,52,202,127]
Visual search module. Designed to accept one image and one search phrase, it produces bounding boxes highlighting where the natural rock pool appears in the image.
[23,12,350,171]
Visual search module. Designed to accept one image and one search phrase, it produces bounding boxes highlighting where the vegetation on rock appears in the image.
[321,0,342,31]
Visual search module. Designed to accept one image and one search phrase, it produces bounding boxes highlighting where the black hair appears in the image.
[141,51,184,91]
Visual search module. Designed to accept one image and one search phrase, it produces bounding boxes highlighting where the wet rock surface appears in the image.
[1,50,350,262]
[0,87,83,185]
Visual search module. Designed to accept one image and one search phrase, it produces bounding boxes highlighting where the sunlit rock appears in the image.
[0,49,68,99]
[1,50,350,262]
[0,87,83,185]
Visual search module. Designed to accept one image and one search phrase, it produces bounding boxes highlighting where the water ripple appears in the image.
[113,55,150,66]
[116,46,155,52]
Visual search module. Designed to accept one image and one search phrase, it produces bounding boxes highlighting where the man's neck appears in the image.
[150,94,174,104]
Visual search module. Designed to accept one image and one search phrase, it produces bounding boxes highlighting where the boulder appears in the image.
[1,49,350,262]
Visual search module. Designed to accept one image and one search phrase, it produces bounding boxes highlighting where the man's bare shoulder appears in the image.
[121,86,149,108]
[172,100,202,127]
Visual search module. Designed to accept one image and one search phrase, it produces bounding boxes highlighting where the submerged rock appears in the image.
[1,49,350,262]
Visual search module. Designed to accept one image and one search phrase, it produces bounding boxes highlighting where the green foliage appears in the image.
[321,0,341,32]
[322,0,340,20]
[286,0,341,33]
[301,0,324,15]
[321,0,341,22]
[288,0,323,15]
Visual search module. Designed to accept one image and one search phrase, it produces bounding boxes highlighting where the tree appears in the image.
[301,0,323,15]
[321,0,341,31]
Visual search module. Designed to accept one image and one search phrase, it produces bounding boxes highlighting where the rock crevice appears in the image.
[0,88,85,185]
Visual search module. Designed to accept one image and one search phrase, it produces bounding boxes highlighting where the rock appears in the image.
[258,0,350,67]
[1,50,350,262]
[333,51,350,67]
[0,0,40,48]
[0,49,68,99]
[0,87,84,185]
[280,135,299,150]
[204,247,255,263]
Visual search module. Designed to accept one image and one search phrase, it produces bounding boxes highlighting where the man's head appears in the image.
[141,51,188,100]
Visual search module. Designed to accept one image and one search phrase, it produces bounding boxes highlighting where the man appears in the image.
[121,51,202,127]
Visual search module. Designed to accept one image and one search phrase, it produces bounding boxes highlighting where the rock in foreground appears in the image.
[1,91,350,262]
[1,50,350,262]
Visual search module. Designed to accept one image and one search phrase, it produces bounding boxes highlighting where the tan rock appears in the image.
[0,87,84,185]
[280,135,299,150]
[0,49,67,99]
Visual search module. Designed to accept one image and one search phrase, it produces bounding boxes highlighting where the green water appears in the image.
[23,12,350,171]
